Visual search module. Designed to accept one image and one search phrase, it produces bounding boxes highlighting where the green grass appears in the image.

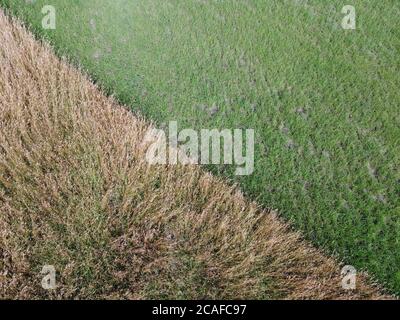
[1,0,399,294]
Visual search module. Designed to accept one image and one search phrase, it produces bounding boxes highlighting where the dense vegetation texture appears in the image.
[1,0,399,293]
[0,9,389,299]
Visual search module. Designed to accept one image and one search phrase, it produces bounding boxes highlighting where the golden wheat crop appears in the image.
[0,9,388,299]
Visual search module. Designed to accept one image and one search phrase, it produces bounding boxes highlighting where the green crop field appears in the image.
[1,0,399,294]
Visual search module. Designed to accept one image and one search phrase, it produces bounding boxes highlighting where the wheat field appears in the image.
[2,0,399,294]
[0,9,391,299]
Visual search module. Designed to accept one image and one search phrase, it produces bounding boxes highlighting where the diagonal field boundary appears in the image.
[0,9,391,299]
